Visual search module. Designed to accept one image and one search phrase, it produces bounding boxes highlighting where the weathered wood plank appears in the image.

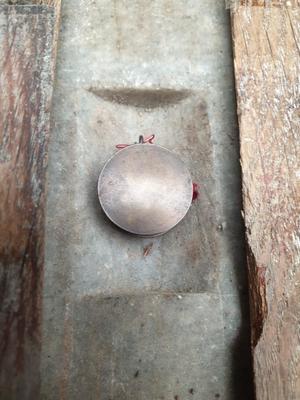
[231,3,300,399]
[0,2,60,398]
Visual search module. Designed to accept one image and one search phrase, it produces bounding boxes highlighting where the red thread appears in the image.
[192,183,199,201]
[143,134,155,144]
[116,135,155,149]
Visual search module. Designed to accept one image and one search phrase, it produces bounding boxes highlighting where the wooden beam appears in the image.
[231,2,300,399]
[0,2,60,398]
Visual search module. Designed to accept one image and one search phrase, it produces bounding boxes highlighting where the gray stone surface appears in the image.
[64,294,228,400]
[41,1,253,399]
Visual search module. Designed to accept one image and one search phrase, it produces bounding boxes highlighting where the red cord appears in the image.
[116,135,155,149]
[143,134,155,144]
[192,183,199,201]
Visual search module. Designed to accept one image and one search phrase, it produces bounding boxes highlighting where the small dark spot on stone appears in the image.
[141,322,145,328]
[189,388,194,394]
[174,396,179,400]
[134,370,139,378]
[215,394,220,398]
[139,359,142,363]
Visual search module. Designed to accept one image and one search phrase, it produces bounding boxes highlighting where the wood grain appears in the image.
[0,3,60,399]
[232,3,300,399]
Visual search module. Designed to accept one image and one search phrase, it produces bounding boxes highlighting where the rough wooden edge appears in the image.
[231,3,300,399]
[0,0,61,5]
[230,6,269,351]
[0,2,61,398]
[50,0,61,74]
[227,0,300,9]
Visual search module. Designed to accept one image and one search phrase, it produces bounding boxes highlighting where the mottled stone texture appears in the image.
[41,1,253,399]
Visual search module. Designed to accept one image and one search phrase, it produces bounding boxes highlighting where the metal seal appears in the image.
[98,138,193,236]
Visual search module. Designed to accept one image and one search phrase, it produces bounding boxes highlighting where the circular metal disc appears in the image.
[98,144,193,236]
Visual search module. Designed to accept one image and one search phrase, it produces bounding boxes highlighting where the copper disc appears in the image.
[98,144,193,236]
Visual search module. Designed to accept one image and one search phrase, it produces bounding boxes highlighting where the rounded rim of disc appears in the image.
[98,143,193,236]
